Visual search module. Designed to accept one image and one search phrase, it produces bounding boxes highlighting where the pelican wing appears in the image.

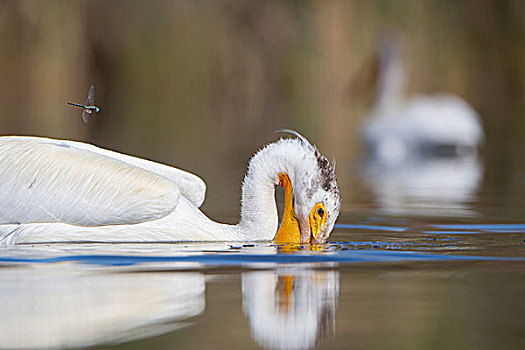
[0,137,206,226]
[59,138,207,207]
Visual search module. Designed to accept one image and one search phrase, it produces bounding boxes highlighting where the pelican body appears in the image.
[0,135,340,245]
[362,36,484,163]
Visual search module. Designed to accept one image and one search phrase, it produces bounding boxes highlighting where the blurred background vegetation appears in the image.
[0,0,523,219]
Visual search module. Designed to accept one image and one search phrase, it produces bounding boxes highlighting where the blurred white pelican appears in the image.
[362,36,484,163]
[0,133,341,245]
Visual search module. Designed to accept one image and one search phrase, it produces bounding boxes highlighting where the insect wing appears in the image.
[85,85,96,106]
[82,109,91,123]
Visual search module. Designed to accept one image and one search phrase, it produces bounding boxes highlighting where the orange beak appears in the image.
[274,173,302,243]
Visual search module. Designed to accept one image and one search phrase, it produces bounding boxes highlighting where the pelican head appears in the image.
[252,130,341,244]
[294,146,341,244]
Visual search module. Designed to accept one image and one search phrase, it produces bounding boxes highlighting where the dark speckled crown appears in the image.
[314,148,340,199]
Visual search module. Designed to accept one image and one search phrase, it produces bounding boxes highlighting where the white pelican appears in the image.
[362,36,484,163]
[0,133,341,245]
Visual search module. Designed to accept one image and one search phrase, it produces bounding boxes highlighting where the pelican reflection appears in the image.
[0,249,340,349]
[363,153,483,216]
[243,267,339,349]
[0,264,205,349]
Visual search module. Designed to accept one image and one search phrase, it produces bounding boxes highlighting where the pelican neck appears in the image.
[236,141,305,241]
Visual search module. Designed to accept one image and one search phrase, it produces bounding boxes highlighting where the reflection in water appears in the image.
[359,35,485,217]
[363,153,483,216]
[243,267,339,349]
[0,255,340,350]
[0,264,205,349]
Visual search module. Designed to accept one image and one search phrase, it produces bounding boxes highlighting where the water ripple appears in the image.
[334,224,408,232]
[432,224,525,233]
[0,249,523,267]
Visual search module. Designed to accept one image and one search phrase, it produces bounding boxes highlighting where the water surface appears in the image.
[1,213,524,349]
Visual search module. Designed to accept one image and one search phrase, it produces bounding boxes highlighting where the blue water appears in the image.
[432,224,525,231]
[1,249,523,267]
[1,222,523,268]
[423,230,481,235]
[334,223,408,232]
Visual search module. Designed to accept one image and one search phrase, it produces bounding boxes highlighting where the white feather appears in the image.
[0,137,180,226]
